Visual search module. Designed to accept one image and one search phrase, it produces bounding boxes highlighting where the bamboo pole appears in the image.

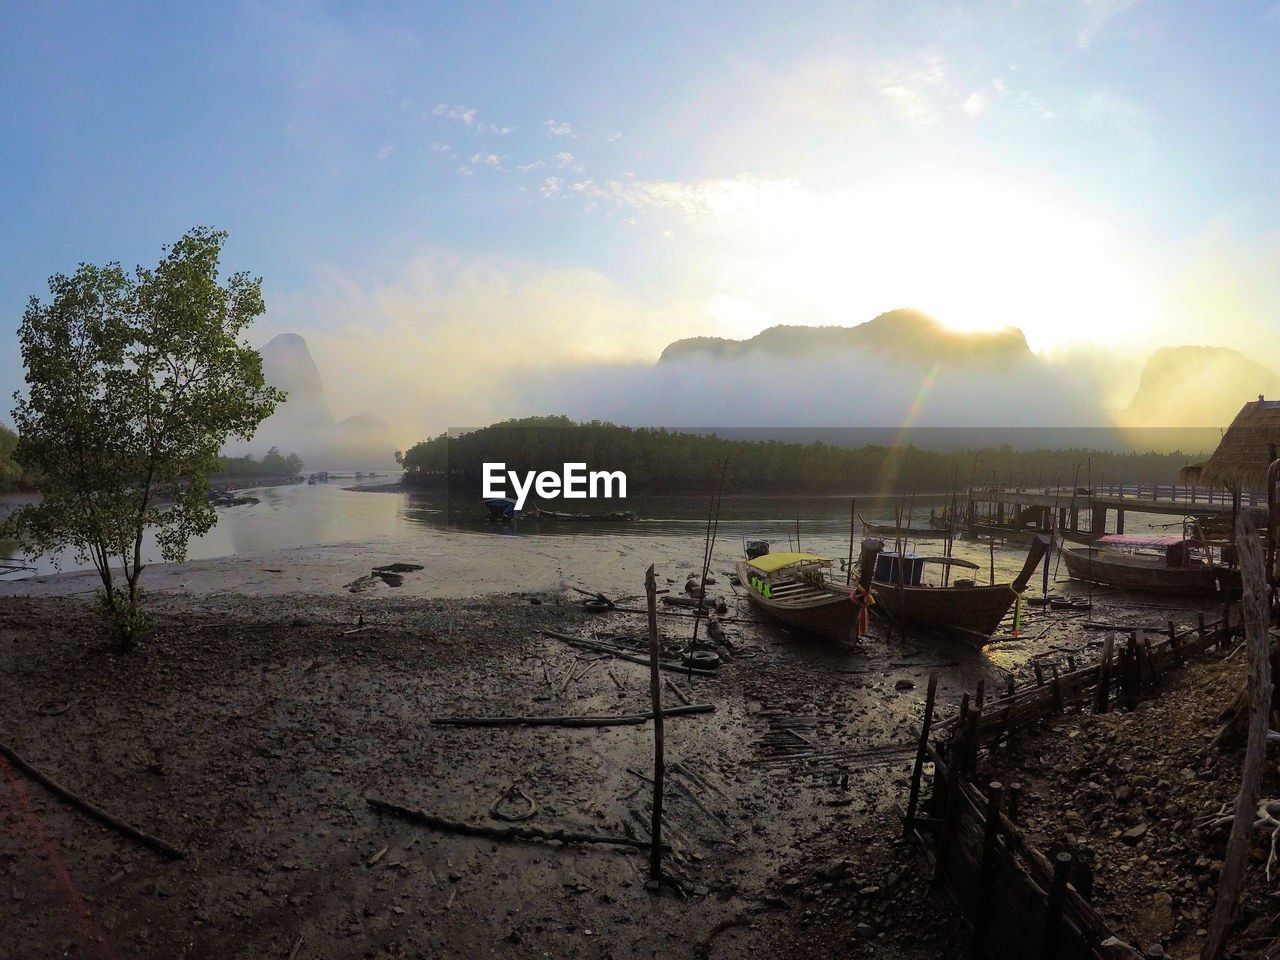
[904,672,939,835]
[366,797,662,850]
[0,742,185,859]
[646,564,664,884]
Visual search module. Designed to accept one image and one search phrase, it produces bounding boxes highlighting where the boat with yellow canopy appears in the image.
[735,550,870,643]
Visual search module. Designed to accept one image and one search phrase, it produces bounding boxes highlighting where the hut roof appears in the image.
[1179,397,1280,491]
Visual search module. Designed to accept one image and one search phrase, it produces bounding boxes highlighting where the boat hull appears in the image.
[735,560,858,643]
[868,581,1018,649]
[1058,542,1239,598]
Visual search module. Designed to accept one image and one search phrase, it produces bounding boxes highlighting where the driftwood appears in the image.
[0,739,185,859]
[428,704,715,728]
[542,631,720,677]
[1201,513,1273,960]
[366,796,666,850]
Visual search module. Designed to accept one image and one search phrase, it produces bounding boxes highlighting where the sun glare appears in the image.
[695,177,1156,353]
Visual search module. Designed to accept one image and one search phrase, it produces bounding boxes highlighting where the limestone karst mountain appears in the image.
[248,334,397,470]
[1117,346,1280,429]
[658,308,1033,368]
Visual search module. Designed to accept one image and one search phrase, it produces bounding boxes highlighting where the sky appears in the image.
[2,1,1279,445]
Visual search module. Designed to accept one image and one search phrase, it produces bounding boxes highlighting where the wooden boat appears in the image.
[1057,534,1240,598]
[860,536,1049,648]
[735,551,869,643]
[530,505,638,521]
[484,497,519,521]
[859,514,949,540]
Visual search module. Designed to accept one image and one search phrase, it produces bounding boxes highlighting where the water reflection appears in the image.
[1,482,1174,584]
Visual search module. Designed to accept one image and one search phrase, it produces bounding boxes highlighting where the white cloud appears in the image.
[555,151,582,171]
[539,176,561,198]
[478,123,514,135]
[430,142,453,152]
[866,53,946,124]
[1018,90,1058,120]
[1077,0,1139,48]
[962,92,987,116]
[469,152,507,171]
[543,119,575,137]
[1080,89,1149,144]
[606,131,622,142]
[432,103,477,126]
[377,143,393,160]
[517,160,546,172]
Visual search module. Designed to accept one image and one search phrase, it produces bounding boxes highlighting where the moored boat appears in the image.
[859,514,949,540]
[530,505,638,521]
[1057,534,1240,597]
[860,535,1050,648]
[735,550,870,643]
[484,497,520,521]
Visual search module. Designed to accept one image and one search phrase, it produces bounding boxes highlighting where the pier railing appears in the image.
[971,483,1260,507]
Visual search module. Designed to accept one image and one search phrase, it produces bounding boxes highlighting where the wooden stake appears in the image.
[646,564,665,884]
[1095,633,1115,714]
[1201,514,1272,960]
[903,672,938,836]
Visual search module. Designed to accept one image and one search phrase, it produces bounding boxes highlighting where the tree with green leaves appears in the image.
[8,227,283,646]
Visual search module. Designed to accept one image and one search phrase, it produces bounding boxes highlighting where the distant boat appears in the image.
[530,505,638,521]
[859,514,949,540]
[860,536,1049,648]
[735,551,869,643]
[484,497,520,521]
[1057,534,1240,598]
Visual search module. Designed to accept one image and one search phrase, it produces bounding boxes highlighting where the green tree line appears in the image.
[215,446,304,477]
[400,415,1208,495]
[0,427,302,491]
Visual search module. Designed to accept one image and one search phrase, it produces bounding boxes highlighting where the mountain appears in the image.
[658,309,1033,368]
[247,334,397,470]
[259,333,334,434]
[1118,346,1280,429]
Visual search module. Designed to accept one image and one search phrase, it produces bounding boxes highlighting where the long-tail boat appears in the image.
[530,505,638,521]
[1057,534,1240,597]
[860,535,1050,648]
[859,514,949,540]
[735,549,873,643]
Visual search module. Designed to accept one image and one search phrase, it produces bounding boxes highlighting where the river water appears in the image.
[0,479,1177,589]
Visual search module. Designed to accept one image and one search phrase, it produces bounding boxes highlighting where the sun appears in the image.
[690,175,1157,353]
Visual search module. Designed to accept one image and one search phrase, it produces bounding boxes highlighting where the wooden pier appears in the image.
[968,484,1267,538]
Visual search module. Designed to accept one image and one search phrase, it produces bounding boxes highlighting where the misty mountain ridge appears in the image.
[1119,345,1280,428]
[245,334,397,470]
[658,308,1032,367]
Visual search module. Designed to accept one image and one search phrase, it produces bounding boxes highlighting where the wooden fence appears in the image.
[903,611,1240,959]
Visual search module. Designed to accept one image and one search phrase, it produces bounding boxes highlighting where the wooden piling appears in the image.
[904,673,939,836]
[971,781,1004,957]
[1095,633,1115,714]
[1040,851,1073,960]
[645,565,664,884]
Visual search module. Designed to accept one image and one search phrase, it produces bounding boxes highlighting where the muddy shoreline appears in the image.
[1,580,984,959]
[1,535,1251,959]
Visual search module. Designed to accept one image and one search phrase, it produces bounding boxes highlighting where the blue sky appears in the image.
[2,1,1278,439]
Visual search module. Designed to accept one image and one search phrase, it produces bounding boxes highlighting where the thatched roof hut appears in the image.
[1180,397,1280,492]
